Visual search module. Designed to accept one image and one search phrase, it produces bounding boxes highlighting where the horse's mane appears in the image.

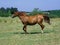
[19,11,29,16]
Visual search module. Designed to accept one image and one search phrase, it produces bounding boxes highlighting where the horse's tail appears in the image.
[43,15,51,25]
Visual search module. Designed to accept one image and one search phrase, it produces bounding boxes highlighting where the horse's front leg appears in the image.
[40,24,45,33]
[38,23,45,33]
[23,25,28,34]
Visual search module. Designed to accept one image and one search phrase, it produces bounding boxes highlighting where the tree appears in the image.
[10,7,18,13]
[0,7,18,17]
[29,8,43,15]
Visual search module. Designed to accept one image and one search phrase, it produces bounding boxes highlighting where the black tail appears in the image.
[43,15,51,25]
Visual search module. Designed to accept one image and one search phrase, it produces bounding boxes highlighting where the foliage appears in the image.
[29,8,44,15]
[45,10,60,18]
[0,7,60,18]
[0,7,18,17]
[29,8,60,18]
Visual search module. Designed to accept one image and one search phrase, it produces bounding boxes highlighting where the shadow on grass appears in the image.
[13,31,51,34]
[20,32,41,34]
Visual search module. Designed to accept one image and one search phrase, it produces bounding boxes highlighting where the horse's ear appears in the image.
[11,11,15,14]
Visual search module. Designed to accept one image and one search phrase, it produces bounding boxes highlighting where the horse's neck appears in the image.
[18,13,28,21]
[18,15,26,20]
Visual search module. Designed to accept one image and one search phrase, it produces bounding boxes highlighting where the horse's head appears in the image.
[11,11,26,18]
[11,11,20,18]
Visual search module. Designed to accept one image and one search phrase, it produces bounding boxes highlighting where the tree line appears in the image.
[0,7,18,17]
[0,7,60,18]
[46,10,60,18]
[29,8,60,18]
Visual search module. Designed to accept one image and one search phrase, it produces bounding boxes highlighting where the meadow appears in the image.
[0,17,60,45]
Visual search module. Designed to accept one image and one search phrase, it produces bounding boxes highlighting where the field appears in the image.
[0,17,60,45]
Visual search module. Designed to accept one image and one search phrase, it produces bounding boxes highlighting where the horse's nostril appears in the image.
[12,16,14,18]
[11,15,13,18]
[49,22,51,25]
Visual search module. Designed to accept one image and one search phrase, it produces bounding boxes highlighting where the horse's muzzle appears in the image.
[11,15,15,18]
[49,22,51,25]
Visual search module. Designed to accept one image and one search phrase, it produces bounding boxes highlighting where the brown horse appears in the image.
[11,11,51,34]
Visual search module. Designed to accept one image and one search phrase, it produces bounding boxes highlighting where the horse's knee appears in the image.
[40,24,45,30]
[23,25,27,32]
[42,25,45,28]
[42,25,45,30]
[23,27,25,30]
[23,26,26,30]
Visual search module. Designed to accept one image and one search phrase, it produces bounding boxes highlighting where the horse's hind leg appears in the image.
[23,25,28,34]
[38,23,45,33]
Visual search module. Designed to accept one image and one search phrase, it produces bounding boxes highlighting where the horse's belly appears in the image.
[27,22,37,25]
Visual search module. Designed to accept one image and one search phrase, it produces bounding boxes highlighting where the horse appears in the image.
[11,11,51,34]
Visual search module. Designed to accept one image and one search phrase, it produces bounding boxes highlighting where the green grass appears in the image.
[0,17,60,45]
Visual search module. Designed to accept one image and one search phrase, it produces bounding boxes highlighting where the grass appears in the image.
[0,17,60,45]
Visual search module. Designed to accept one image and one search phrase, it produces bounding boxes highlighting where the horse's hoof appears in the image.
[41,30,44,34]
[25,32,29,34]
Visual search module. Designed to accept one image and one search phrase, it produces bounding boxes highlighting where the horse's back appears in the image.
[27,16,37,24]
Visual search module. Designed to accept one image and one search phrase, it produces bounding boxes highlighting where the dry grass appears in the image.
[0,17,60,45]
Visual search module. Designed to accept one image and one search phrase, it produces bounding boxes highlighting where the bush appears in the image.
[0,7,18,17]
